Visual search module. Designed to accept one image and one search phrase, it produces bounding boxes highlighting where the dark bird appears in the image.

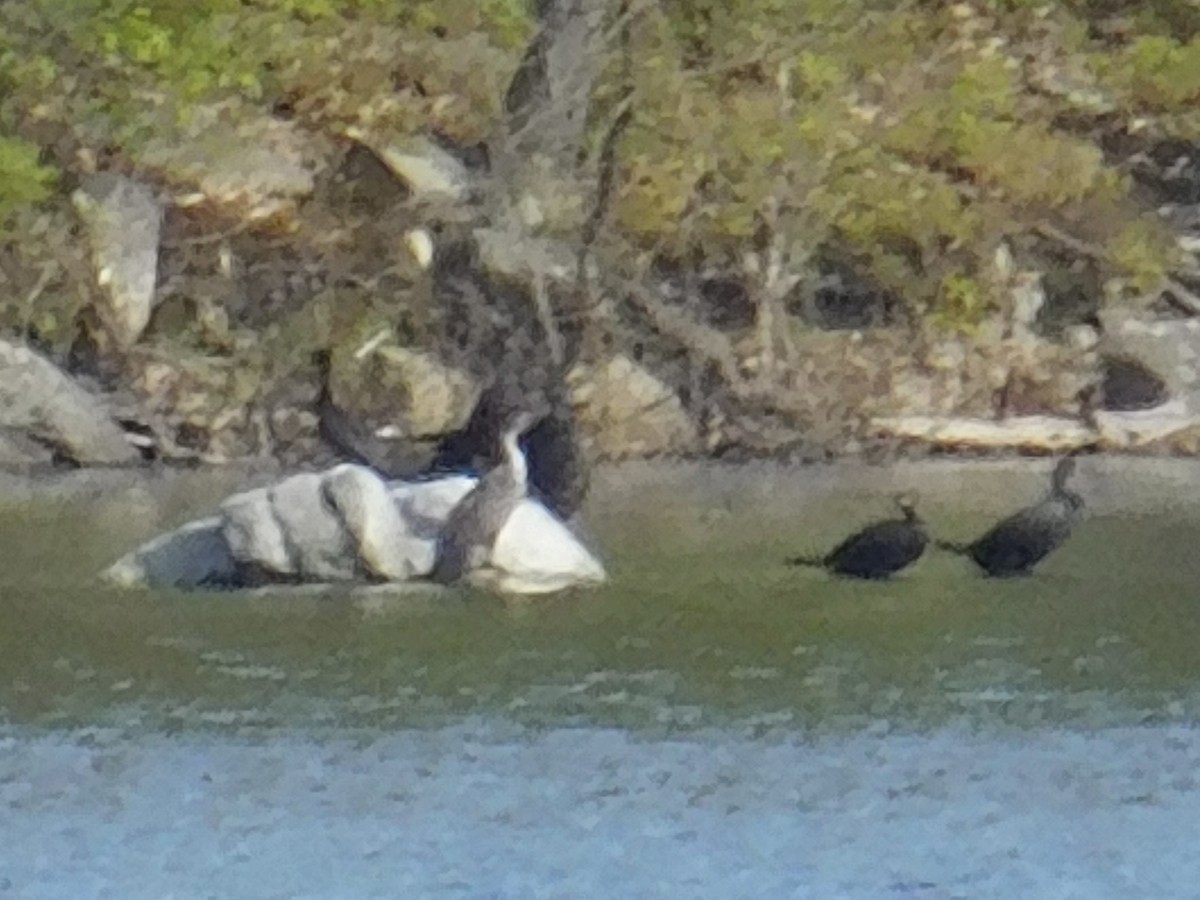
[430,408,539,585]
[936,456,1084,577]
[312,228,589,521]
[407,223,589,520]
[787,493,928,580]
[429,379,587,521]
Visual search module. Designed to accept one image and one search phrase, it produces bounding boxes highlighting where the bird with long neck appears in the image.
[788,493,928,580]
[937,456,1084,577]
[430,409,540,585]
[407,224,590,521]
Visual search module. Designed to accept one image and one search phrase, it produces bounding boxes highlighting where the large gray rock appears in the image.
[220,487,293,576]
[221,473,357,582]
[370,345,477,439]
[141,111,322,223]
[0,339,140,465]
[321,464,426,580]
[269,472,357,581]
[0,427,51,467]
[71,173,163,348]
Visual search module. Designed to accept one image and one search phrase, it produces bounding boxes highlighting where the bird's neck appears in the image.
[503,430,528,488]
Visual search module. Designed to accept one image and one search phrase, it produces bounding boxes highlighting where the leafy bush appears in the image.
[0,138,57,234]
[1,0,1196,337]
[613,0,1188,329]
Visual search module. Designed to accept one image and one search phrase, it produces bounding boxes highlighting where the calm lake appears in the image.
[1,457,1198,898]
[2,457,1199,735]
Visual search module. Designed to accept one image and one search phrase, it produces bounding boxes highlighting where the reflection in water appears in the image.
[0,461,1199,736]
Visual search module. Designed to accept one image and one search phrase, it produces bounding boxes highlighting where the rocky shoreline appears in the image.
[6,3,1200,474]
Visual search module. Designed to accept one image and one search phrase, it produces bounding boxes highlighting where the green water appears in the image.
[1,460,1199,736]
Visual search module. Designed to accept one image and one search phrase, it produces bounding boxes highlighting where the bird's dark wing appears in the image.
[968,509,1053,574]
[827,520,924,572]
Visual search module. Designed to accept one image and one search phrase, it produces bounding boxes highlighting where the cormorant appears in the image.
[406,222,589,520]
[937,456,1084,577]
[312,222,589,521]
[430,409,539,585]
[788,493,928,580]
[429,379,587,520]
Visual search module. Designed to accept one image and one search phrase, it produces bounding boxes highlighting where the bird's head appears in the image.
[894,492,920,520]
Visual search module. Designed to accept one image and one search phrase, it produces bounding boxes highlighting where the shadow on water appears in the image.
[1,459,1199,737]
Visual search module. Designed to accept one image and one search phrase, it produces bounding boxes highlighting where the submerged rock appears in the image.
[101,517,240,591]
[102,464,606,596]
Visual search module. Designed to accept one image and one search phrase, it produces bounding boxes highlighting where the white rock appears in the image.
[487,502,608,594]
[102,468,607,596]
[322,464,425,580]
[267,472,356,582]
[220,487,294,576]
[387,475,607,594]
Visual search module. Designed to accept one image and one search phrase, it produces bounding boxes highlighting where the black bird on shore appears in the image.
[936,456,1084,577]
[787,493,928,580]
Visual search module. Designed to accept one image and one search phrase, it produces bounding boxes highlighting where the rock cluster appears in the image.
[102,464,606,596]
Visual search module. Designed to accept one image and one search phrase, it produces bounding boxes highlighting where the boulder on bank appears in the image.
[570,355,699,459]
[0,339,141,466]
[71,173,164,349]
[101,463,606,595]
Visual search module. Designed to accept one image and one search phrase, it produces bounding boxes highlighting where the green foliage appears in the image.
[5,0,530,129]
[1108,218,1181,293]
[932,273,990,334]
[612,0,1185,329]
[0,138,57,233]
[0,0,1194,338]
[1094,35,1200,109]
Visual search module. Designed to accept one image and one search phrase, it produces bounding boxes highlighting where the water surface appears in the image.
[2,457,1198,736]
